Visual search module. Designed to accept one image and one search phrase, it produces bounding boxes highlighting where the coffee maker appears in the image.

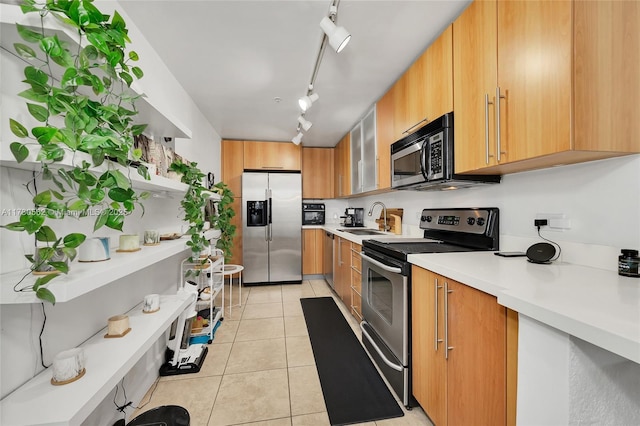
[342,208,365,227]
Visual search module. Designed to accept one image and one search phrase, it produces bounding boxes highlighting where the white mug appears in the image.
[52,347,85,383]
[143,294,160,313]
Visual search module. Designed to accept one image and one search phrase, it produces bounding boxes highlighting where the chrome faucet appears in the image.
[368,201,388,232]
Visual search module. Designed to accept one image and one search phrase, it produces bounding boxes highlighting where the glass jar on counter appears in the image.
[618,249,640,278]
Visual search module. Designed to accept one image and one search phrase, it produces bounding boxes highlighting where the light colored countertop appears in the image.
[303,223,409,245]
[408,251,640,364]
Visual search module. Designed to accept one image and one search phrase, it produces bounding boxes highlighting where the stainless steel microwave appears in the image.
[390,112,500,190]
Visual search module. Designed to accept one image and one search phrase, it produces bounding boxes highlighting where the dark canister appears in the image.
[618,249,640,278]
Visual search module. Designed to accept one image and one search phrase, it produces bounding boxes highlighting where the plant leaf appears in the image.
[33,190,52,205]
[106,212,124,231]
[10,142,29,163]
[136,164,150,180]
[32,126,58,144]
[108,187,132,202]
[131,124,147,136]
[16,23,43,43]
[14,42,37,59]
[131,66,143,79]
[67,199,88,211]
[39,35,63,57]
[35,225,57,242]
[93,209,108,231]
[48,261,69,274]
[35,287,56,305]
[128,50,139,61]
[63,233,86,248]
[61,247,77,261]
[19,212,44,234]
[10,119,29,138]
[1,222,25,231]
[27,103,49,122]
[24,65,49,86]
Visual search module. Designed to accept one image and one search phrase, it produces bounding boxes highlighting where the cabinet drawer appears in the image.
[351,269,362,294]
[351,288,363,321]
[351,250,362,272]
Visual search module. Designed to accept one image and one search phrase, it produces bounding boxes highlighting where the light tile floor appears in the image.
[133,279,433,426]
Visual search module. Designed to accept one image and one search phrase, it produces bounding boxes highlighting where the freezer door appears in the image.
[268,173,302,283]
[242,173,269,284]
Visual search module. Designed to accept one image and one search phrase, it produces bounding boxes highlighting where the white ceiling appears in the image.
[119,0,471,148]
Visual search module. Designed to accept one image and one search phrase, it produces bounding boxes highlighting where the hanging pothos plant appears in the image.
[210,181,236,263]
[168,159,210,264]
[1,0,150,304]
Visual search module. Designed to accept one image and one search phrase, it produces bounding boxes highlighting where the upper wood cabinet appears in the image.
[412,266,508,426]
[302,148,334,199]
[334,133,351,198]
[384,25,453,142]
[375,25,452,192]
[350,106,378,194]
[453,0,640,175]
[243,141,301,171]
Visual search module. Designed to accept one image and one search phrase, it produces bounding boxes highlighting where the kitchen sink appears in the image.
[337,228,386,236]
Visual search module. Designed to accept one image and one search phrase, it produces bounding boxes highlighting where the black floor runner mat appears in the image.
[301,297,404,425]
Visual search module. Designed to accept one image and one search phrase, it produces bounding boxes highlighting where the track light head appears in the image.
[291,132,303,145]
[298,92,319,111]
[297,116,313,131]
[320,16,351,53]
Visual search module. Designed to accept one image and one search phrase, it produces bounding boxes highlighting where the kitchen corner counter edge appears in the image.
[408,251,640,365]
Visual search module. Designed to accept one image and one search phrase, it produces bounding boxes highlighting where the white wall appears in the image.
[0,3,222,424]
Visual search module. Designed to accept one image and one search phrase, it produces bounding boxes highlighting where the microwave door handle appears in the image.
[419,139,430,180]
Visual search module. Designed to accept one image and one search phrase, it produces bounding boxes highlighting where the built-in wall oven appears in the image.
[360,207,499,408]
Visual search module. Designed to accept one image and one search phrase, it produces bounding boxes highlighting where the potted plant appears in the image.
[210,182,236,263]
[1,1,150,303]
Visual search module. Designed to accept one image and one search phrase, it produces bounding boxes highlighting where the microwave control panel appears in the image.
[426,132,444,180]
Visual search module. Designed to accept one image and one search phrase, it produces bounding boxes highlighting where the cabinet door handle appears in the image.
[445,281,453,358]
[375,157,379,187]
[434,277,443,351]
[496,87,507,162]
[402,117,429,135]
[485,94,494,164]
[358,160,363,191]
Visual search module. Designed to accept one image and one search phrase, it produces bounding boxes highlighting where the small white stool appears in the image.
[221,264,243,316]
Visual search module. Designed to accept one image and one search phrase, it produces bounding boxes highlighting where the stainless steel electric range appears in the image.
[359,207,499,408]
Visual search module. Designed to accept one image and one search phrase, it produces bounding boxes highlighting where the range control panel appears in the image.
[419,208,495,235]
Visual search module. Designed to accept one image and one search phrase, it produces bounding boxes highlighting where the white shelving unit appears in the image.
[180,252,224,345]
[0,229,219,305]
[0,294,193,426]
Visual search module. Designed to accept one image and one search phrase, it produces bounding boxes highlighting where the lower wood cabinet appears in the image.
[412,266,508,426]
[302,229,324,275]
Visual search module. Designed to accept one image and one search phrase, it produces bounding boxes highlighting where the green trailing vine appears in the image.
[210,181,236,263]
[2,0,150,304]
[168,159,209,263]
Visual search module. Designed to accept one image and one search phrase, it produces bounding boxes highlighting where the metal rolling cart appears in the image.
[184,249,225,344]
[159,251,224,376]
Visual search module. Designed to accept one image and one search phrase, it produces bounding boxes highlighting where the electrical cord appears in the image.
[39,303,50,369]
[537,226,561,261]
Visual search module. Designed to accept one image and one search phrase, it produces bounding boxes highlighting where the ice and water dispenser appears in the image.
[247,200,268,227]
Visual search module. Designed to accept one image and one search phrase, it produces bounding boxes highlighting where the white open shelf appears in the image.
[0,148,189,194]
[0,4,193,140]
[0,294,192,426]
[0,229,219,305]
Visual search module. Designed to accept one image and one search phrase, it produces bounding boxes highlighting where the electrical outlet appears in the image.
[535,213,571,231]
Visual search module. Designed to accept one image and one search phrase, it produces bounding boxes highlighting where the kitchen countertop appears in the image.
[305,224,409,245]
[408,251,640,364]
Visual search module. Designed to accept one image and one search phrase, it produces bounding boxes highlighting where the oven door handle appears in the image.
[360,321,404,372]
[360,253,402,274]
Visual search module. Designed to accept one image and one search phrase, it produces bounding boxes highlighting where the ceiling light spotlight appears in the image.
[297,116,313,131]
[298,92,319,111]
[292,132,303,145]
[320,16,351,53]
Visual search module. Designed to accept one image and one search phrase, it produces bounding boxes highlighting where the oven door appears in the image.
[360,252,408,366]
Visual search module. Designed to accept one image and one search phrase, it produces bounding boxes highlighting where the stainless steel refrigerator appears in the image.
[242,172,302,284]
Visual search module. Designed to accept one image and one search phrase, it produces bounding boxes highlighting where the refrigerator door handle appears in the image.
[267,189,273,241]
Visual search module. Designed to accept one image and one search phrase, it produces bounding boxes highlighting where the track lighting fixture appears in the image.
[292,131,303,145]
[298,92,319,112]
[320,16,351,53]
[297,116,313,131]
